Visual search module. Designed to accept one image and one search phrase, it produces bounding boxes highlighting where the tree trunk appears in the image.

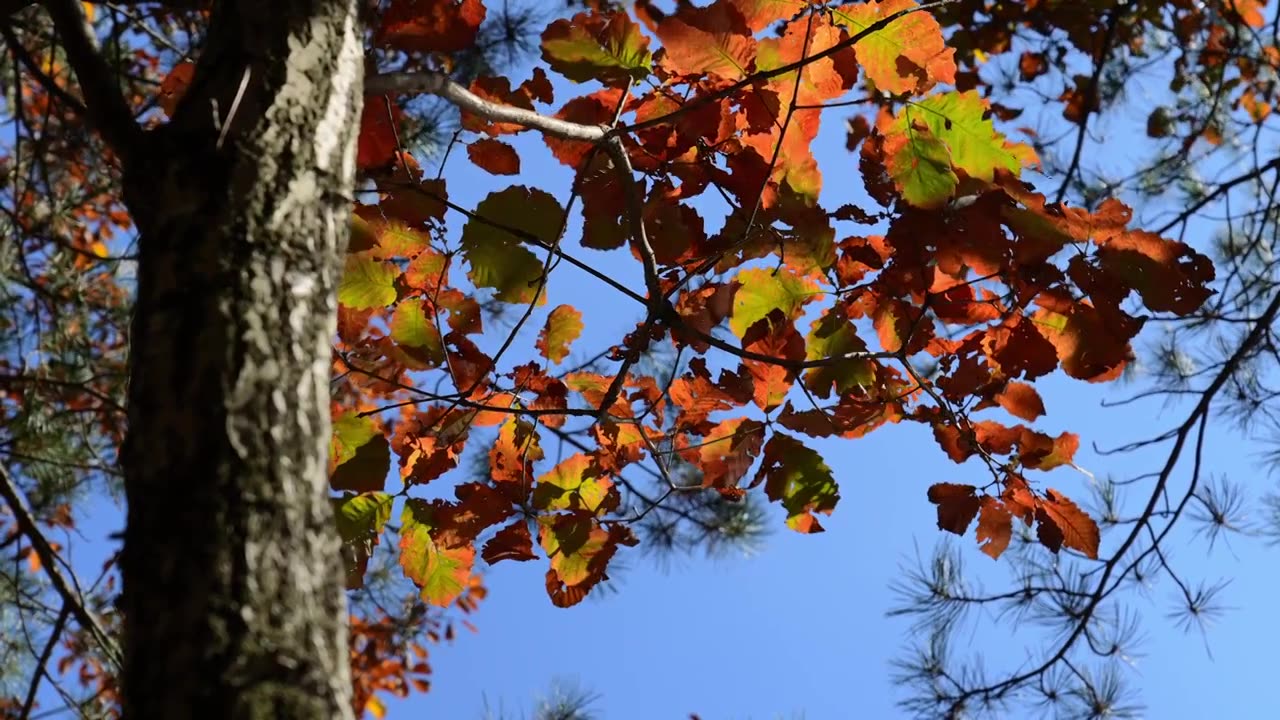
[118,1,362,717]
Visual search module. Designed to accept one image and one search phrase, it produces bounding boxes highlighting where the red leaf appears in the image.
[926,483,981,535]
[357,98,402,171]
[466,138,521,175]
[377,0,486,54]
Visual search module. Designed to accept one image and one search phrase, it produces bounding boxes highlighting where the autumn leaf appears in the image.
[489,416,544,485]
[833,0,956,95]
[1035,489,1100,559]
[339,255,399,310]
[540,517,633,607]
[536,305,584,364]
[882,124,957,208]
[390,299,446,368]
[377,0,486,54]
[399,499,476,607]
[532,453,616,514]
[656,1,757,81]
[481,519,538,564]
[679,417,765,491]
[740,310,804,411]
[460,186,562,304]
[753,432,840,532]
[803,309,875,398]
[157,59,194,117]
[330,415,390,494]
[926,482,981,535]
[975,496,1013,560]
[357,98,403,170]
[882,91,1032,206]
[994,381,1045,422]
[467,138,521,175]
[729,266,821,338]
[333,492,394,588]
[541,11,652,86]
[1093,231,1215,315]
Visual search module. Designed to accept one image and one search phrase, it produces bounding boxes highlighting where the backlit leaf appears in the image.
[330,415,390,493]
[975,496,1013,560]
[541,11,652,86]
[729,267,821,338]
[339,255,398,310]
[399,499,476,607]
[833,0,956,95]
[1036,489,1100,559]
[460,186,562,304]
[333,492,394,588]
[467,138,521,175]
[536,305,584,364]
[533,453,616,513]
[753,432,840,533]
[926,482,981,535]
[390,299,446,368]
[656,2,756,81]
[377,0,486,54]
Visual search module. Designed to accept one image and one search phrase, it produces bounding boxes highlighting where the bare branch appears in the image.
[43,0,143,160]
[0,463,122,670]
[366,70,607,143]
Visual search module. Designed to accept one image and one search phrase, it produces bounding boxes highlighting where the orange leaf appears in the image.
[1036,489,1100,559]
[466,138,521,175]
[656,2,757,81]
[994,381,1045,422]
[975,497,1013,559]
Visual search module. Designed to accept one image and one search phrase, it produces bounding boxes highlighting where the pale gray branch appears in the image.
[366,70,607,142]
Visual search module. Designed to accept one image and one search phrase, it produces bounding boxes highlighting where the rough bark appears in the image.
[118,1,362,717]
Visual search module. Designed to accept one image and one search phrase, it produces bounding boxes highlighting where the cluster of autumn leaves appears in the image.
[316,0,1221,621]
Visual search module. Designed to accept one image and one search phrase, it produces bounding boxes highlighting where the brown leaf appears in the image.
[927,483,981,535]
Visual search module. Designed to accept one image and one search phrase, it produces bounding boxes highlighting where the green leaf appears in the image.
[891,91,1029,183]
[804,310,875,398]
[753,432,840,533]
[541,11,651,86]
[399,499,475,607]
[461,186,561,304]
[338,255,398,310]
[884,125,957,208]
[533,453,615,513]
[332,492,394,589]
[729,267,820,338]
[390,298,445,367]
[334,492,394,542]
